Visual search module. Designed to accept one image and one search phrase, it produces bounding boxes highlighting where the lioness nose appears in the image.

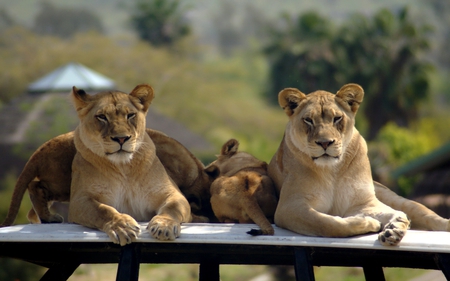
[111,136,131,145]
[315,139,335,149]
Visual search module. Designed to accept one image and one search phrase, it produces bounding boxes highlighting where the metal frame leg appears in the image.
[294,247,315,281]
[199,258,220,281]
[116,244,141,281]
[40,262,80,281]
[437,253,450,280]
[363,266,385,281]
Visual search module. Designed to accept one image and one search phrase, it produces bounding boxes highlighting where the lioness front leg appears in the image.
[147,195,191,241]
[275,201,382,237]
[69,199,141,246]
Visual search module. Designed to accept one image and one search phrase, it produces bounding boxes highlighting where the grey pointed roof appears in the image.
[28,62,116,93]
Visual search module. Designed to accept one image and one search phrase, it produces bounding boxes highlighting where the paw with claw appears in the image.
[378,216,410,246]
[103,213,141,246]
[147,215,181,241]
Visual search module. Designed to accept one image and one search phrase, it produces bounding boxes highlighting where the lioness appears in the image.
[68,84,191,245]
[206,139,278,235]
[268,83,435,246]
[1,129,214,227]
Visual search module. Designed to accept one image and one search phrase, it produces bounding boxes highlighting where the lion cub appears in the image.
[1,132,76,226]
[68,84,191,245]
[206,139,278,235]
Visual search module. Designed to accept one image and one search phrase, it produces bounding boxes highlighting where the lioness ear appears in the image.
[71,86,90,112]
[278,88,307,116]
[129,84,154,112]
[204,165,220,180]
[335,83,364,113]
[221,139,239,156]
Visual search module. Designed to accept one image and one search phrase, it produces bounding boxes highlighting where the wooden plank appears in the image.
[1,223,450,254]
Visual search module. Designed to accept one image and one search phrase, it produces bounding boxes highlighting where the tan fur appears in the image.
[146,128,215,222]
[268,84,411,246]
[207,139,278,235]
[66,84,192,245]
[0,132,76,226]
[374,181,450,231]
[1,129,213,227]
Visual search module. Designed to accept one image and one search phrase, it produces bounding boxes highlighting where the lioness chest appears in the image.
[75,152,171,222]
[98,179,159,221]
[307,174,375,217]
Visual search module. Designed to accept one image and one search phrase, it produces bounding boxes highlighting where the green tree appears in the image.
[33,1,104,39]
[264,8,434,139]
[334,8,434,139]
[130,0,190,47]
[264,12,337,104]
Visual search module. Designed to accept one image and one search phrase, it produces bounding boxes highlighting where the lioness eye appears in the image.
[334,116,343,124]
[303,118,313,126]
[96,114,107,122]
[127,113,136,120]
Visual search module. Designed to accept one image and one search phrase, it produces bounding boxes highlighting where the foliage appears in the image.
[13,94,79,159]
[377,122,434,165]
[264,7,435,140]
[0,258,43,281]
[368,121,441,194]
[0,26,285,161]
[130,0,190,47]
[0,171,31,222]
[33,1,104,38]
[428,0,450,69]
[264,11,337,104]
[337,8,434,140]
[314,266,432,281]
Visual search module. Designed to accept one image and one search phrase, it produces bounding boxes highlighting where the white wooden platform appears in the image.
[0,223,448,253]
[1,223,450,281]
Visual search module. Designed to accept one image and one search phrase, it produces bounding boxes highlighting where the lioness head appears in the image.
[71,84,154,164]
[278,83,364,166]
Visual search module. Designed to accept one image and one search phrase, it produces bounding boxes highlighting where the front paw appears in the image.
[147,216,181,241]
[378,216,409,246]
[40,213,64,224]
[103,214,141,246]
